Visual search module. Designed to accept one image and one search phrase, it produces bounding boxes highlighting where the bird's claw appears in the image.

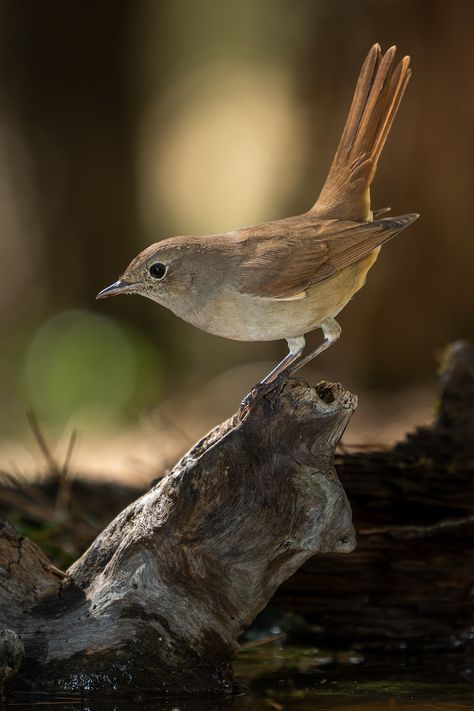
[240,385,261,411]
[240,370,290,414]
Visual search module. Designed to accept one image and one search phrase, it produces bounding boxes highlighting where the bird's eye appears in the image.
[149,263,167,280]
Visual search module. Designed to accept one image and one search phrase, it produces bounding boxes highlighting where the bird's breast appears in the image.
[163,249,380,342]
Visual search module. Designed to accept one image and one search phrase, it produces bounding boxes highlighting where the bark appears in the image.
[0,630,23,701]
[0,380,356,698]
[275,341,474,650]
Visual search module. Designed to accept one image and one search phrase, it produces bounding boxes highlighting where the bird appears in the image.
[97,44,418,390]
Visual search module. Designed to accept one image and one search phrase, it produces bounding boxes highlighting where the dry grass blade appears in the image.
[0,486,54,523]
[55,429,77,512]
[62,430,77,477]
[26,409,60,476]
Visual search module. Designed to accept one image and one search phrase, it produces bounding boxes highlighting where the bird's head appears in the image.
[96,237,205,308]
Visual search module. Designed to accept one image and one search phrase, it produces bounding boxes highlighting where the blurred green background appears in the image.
[0,0,472,471]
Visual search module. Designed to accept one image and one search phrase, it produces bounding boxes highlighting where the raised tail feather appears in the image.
[311,44,412,222]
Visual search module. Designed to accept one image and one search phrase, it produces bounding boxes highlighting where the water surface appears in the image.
[7,642,474,710]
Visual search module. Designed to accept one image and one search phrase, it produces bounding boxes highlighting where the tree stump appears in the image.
[0,380,356,698]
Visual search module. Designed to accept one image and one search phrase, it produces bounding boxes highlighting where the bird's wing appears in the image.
[237,214,418,300]
[372,206,391,218]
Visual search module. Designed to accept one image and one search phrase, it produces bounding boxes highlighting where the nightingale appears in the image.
[97,44,418,387]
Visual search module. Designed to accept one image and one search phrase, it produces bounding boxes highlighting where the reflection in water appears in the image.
[7,643,474,710]
[8,701,231,711]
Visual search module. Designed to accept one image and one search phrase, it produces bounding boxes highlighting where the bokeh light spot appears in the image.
[139,64,306,235]
[24,310,137,425]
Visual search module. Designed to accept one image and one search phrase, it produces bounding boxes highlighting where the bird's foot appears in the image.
[240,370,290,414]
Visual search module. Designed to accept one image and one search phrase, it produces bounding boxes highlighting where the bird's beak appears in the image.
[96,279,137,300]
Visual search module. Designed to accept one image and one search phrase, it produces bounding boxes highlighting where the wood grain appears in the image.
[0,380,356,697]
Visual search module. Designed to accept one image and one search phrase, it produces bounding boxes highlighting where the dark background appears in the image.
[0,0,472,466]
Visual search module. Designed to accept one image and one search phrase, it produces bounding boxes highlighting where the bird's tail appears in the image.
[311,44,412,222]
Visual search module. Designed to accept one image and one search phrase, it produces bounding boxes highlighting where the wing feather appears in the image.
[237,214,418,299]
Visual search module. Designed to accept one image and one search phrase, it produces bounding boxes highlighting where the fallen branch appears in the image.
[0,380,356,697]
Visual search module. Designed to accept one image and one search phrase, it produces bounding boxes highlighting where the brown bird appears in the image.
[97,44,418,388]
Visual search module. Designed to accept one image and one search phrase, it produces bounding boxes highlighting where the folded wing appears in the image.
[238,214,418,300]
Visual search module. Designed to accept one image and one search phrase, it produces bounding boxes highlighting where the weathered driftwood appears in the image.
[0,630,24,701]
[0,380,356,698]
[275,341,474,651]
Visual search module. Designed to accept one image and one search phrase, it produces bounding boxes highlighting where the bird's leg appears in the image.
[288,318,341,375]
[261,336,306,385]
[240,336,305,410]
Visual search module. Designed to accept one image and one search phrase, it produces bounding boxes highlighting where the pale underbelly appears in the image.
[171,250,380,342]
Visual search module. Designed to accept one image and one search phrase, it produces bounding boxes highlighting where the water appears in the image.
[6,642,474,710]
